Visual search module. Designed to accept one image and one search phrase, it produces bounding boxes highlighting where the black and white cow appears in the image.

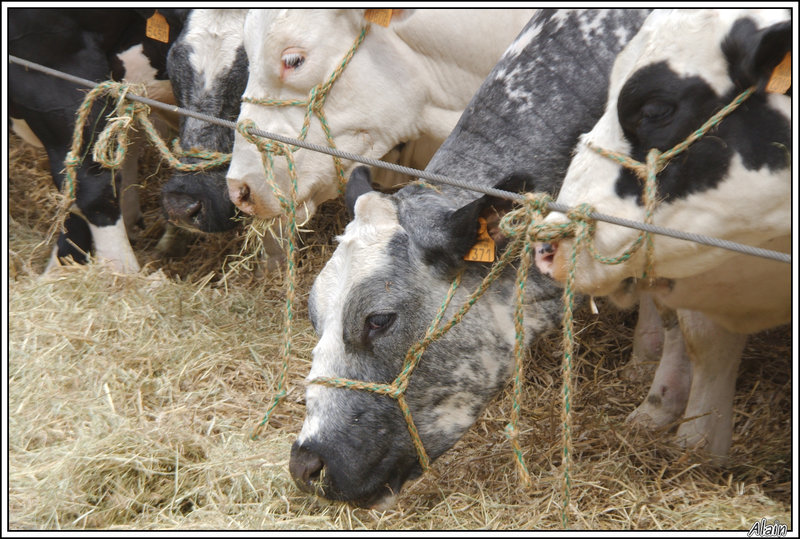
[9,8,188,272]
[160,9,249,235]
[288,9,652,508]
[536,9,791,461]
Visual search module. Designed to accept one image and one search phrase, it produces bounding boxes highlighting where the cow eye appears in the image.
[281,48,306,71]
[365,313,397,340]
[640,99,675,123]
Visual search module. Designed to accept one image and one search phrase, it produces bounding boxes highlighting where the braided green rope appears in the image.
[242,26,369,194]
[236,119,300,441]
[585,86,757,279]
[310,235,530,471]
[238,26,371,438]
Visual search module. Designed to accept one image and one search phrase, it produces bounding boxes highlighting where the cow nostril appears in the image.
[289,445,326,492]
[185,201,202,220]
[238,183,250,203]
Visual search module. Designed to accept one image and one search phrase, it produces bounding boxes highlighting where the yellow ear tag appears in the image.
[146,11,170,43]
[766,52,791,94]
[464,217,496,263]
[364,9,393,27]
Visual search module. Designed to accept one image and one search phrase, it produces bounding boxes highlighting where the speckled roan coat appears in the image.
[290,9,652,508]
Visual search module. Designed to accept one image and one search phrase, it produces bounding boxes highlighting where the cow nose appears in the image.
[534,241,558,277]
[227,179,254,214]
[163,192,203,225]
[289,443,325,493]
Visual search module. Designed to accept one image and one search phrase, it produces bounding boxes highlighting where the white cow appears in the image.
[536,9,791,462]
[226,8,536,223]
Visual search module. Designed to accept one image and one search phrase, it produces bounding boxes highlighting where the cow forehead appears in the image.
[624,9,787,94]
[243,9,362,78]
[183,9,247,89]
[312,193,401,319]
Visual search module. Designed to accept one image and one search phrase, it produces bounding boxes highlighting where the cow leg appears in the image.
[44,213,93,272]
[87,218,140,273]
[72,168,140,273]
[675,309,746,464]
[155,222,190,258]
[119,134,145,234]
[627,307,691,428]
[624,292,666,382]
[262,232,287,273]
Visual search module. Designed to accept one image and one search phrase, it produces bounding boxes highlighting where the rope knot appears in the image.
[565,203,595,227]
[307,84,327,114]
[524,192,554,214]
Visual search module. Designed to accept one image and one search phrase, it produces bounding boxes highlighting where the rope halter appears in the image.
[511,85,758,284]
[240,26,369,194]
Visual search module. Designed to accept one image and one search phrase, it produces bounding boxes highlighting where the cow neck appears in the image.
[240,26,370,195]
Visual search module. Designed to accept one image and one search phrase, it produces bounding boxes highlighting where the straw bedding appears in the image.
[7,134,793,530]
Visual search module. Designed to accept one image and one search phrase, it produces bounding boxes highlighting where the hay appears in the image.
[6,134,793,530]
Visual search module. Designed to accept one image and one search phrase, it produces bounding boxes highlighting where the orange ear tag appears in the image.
[364,9,393,27]
[766,52,791,94]
[146,11,170,43]
[463,217,496,263]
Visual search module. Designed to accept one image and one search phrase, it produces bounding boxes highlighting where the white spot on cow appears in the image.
[499,15,544,60]
[89,218,140,273]
[11,118,43,148]
[430,392,477,437]
[296,408,322,445]
[116,44,158,84]
[184,9,249,92]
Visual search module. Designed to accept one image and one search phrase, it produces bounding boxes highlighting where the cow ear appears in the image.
[363,9,415,27]
[446,173,537,260]
[345,166,375,219]
[403,172,535,278]
[726,18,791,93]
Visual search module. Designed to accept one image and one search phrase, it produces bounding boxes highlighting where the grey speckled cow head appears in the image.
[289,168,563,508]
[288,8,652,508]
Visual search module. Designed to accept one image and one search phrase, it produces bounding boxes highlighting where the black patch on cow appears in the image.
[56,213,93,264]
[614,61,789,204]
[9,8,187,262]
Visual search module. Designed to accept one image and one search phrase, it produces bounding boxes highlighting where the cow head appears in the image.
[537,9,791,296]
[289,167,563,508]
[161,9,249,233]
[226,9,420,223]
[226,8,534,223]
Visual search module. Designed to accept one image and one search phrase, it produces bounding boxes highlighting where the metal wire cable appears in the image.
[9,54,791,264]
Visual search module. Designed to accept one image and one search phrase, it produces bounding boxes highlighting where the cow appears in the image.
[287,9,652,508]
[225,8,537,225]
[9,8,188,273]
[534,9,791,462]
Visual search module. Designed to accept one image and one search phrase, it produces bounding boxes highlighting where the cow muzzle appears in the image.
[534,241,569,283]
[288,439,420,509]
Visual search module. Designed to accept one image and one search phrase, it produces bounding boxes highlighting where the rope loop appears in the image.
[92,82,150,170]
